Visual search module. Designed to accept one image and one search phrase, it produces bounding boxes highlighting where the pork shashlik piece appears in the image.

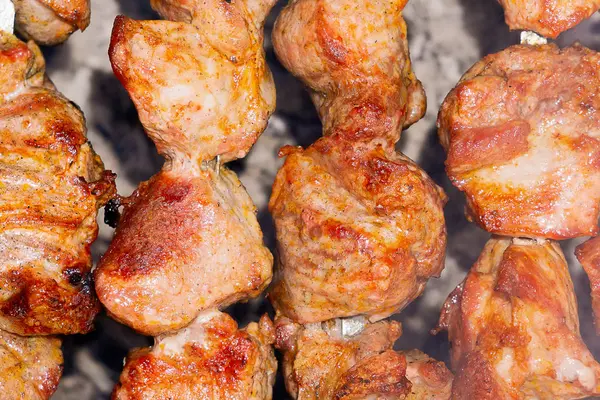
[276,317,453,399]
[575,236,600,335]
[437,237,600,399]
[0,329,62,400]
[438,43,600,240]
[95,0,276,336]
[112,311,276,400]
[0,31,114,336]
[268,0,452,398]
[497,0,600,39]
[13,0,90,45]
[269,0,447,325]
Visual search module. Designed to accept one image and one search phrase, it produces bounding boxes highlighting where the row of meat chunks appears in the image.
[3,0,600,399]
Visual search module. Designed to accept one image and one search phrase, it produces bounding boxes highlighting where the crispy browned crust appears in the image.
[112,312,276,400]
[438,237,600,399]
[0,329,63,399]
[269,0,446,324]
[498,0,600,38]
[439,44,600,239]
[273,0,425,144]
[275,317,452,399]
[95,169,272,335]
[97,0,277,336]
[0,33,114,335]
[13,0,90,46]
[269,136,446,323]
[575,236,600,335]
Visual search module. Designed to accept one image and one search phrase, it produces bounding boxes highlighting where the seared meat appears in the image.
[95,0,276,336]
[0,329,63,400]
[0,32,114,336]
[96,167,272,335]
[275,317,452,399]
[269,0,446,324]
[270,138,446,323]
[13,0,90,45]
[575,236,600,335]
[273,0,425,144]
[437,237,600,399]
[438,44,600,240]
[95,0,275,336]
[112,311,277,400]
[498,0,600,39]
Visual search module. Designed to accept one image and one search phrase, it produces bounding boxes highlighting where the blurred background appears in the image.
[39,0,600,398]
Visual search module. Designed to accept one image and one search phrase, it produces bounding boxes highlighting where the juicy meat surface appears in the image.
[112,311,277,400]
[96,0,275,335]
[498,0,600,38]
[575,236,600,335]
[0,329,63,400]
[273,0,426,145]
[275,317,452,399]
[438,44,600,239]
[437,237,600,399]
[270,137,446,323]
[269,0,446,324]
[96,167,272,335]
[13,0,90,45]
[108,1,275,163]
[0,33,114,336]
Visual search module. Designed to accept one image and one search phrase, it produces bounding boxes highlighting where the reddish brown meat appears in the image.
[269,0,446,324]
[0,329,63,400]
[95,0,276,336]
[276,317,452,399]
[498,0,600,38]
[439,44,600,239]
[112,311,276,400]
[13,0,90,45]
[0,32,114,336]
[437,237,600,399]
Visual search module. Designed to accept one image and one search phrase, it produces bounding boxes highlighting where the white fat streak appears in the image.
[556,357,596,390]
[0,0,14,34]
[154,309,221,356]
[496,348,514,383]
[520,31,548,45]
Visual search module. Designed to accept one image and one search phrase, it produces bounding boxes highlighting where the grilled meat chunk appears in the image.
[498,0,600,38]
[0,32,114,336]
[113,311,277,400]
[13,0,90,45]
[276,317,452,399]
[439,44,600,239]
[437,237,600,399]
[269,0,446,324]
[0,329,63,400]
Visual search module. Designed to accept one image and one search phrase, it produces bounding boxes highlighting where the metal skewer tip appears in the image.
[0,0,14,34]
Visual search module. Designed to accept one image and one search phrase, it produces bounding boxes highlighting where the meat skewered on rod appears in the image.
[13,0,91,45]
[268,0,453,398]
[436,237,600,399]
[436,22,600,399]
[497,0,600,39]
[270,0,447,325]
[0,4,115,396]
[95,0,276,337]
[0,31,114,337]
[113,311,276,400]
[97,0,278,398]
